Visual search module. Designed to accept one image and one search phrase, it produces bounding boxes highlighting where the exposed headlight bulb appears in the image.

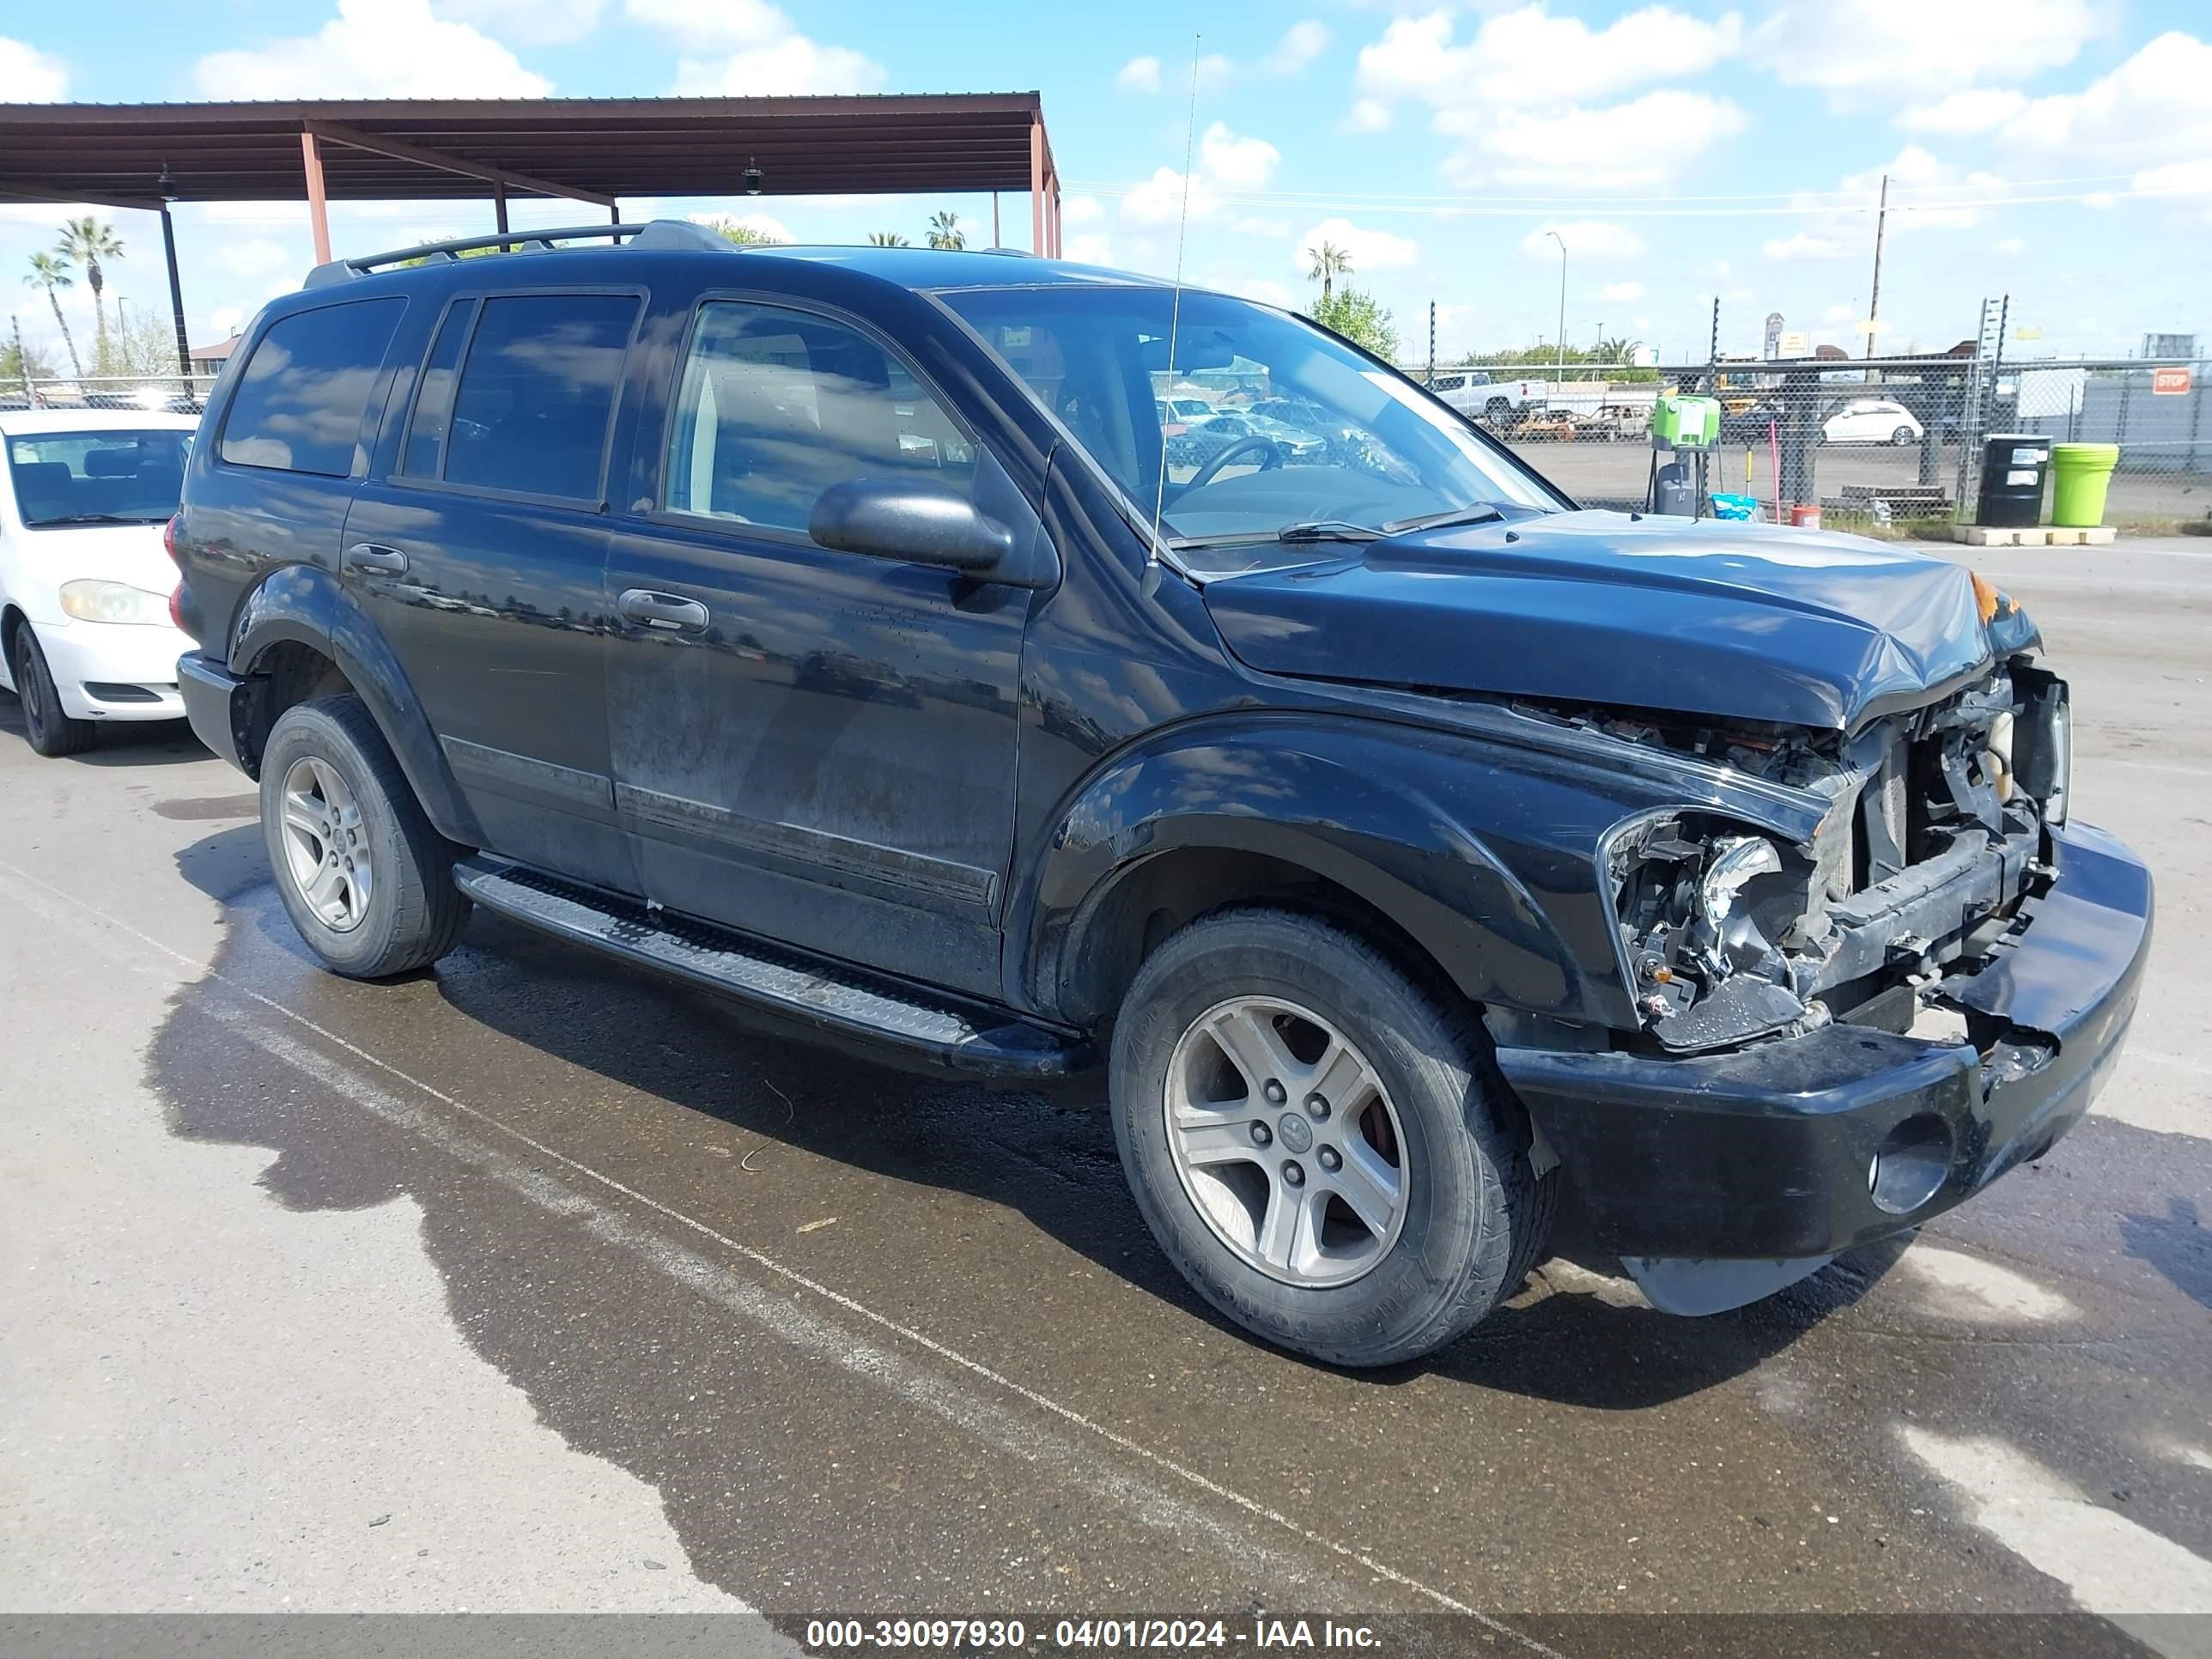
[1700,836,1781,923]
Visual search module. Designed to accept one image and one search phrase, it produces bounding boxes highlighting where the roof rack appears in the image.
[304,218,735,288]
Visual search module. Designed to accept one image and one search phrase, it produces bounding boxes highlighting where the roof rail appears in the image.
[303,217,736,289]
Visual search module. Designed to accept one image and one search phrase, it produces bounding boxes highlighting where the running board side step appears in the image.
[453,858,1088,1079]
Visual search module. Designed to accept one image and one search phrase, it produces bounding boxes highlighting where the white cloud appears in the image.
[672,35,884,95]
[2136,157,2212,199]
[1064,233,1115,266]
[0,36,68,100]
[1996,32,2212,171]
[1759,0,2106,103]
[1292,216,1419,276]
[638,0,884,94]
[1345,100,1393,134]
[195,0,550,97]
[436,0,605,45]
[1359,4,1742,111]
[1264,21,1329,76]
[1194,53,1234,93]
[1823,303,1856,322]
[1199,122,1280,190]
[1115,54,1161,92]
[1121,167,1219,228]
[1995,236,2027,254]
[1840,144,2008,230]
[209,306,246,337]
[216,238,295,278]
[1597,280,1645,303]
[1203,273,1297,307]
[1765,231,1850,261]
[1060,194,1105,228]
[1449,89,1746,188]
[1519,221,1648,263]
[1896,88,2029,134]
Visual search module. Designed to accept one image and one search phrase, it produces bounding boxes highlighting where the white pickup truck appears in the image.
[1430,373,1660,428]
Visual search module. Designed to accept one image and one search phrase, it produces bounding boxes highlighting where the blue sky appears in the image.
[3,0,2208,368]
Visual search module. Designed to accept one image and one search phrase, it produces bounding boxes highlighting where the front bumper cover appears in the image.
[1497,819,2152,1277]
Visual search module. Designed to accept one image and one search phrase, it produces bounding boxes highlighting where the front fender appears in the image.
[231,563,481,846]
[1020,712,1661,1029]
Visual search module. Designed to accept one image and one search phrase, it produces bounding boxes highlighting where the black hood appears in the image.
[1200,510,2011,731]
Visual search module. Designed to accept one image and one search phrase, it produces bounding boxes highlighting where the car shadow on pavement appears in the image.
[0,694,206,767]
[161,828,1896,1413]
[2118,1196,2211,1309]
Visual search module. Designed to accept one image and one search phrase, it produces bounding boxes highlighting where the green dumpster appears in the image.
[2050,442,2120,528]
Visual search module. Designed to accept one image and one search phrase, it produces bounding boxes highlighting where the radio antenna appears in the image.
[1148,33,1202,566]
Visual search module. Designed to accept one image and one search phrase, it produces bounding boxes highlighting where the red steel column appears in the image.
[301,129,331,264]
[1030,120,1046,255]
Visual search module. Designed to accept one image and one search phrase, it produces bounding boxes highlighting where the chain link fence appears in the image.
[1399,351,2210,532]
[1,372,218,415]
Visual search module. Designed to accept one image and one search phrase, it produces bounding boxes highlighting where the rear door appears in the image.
[343,286,643,890]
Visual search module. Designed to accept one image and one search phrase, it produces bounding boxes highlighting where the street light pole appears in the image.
[1546,229,1566,381]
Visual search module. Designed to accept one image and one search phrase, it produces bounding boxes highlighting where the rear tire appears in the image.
[1109,907,1555,1367]
[11,624,95,757]
[1892,427,1917,446]
[259,695,471,979]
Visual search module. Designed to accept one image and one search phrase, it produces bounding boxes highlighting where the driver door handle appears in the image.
[618,588,710,634]
[345,542,409,574]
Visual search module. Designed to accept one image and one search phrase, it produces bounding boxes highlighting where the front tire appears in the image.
[259,695,470,979]
[1109,908,1555,1367]
[1892,426,1917,446]
[11,624,95,757]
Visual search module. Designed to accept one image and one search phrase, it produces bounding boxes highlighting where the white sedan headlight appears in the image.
[58,579,173,627]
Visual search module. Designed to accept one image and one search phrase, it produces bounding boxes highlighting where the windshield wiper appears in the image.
[30,513,167,527]
[1167,519,1382,551]
[1380,504,1506,535]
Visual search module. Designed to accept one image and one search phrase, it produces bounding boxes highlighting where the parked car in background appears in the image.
[1721,402,1785,446]
[171,227,2149,1369]
[1823,398,1923,446]
[1165,410,1328,470]
[1154,395,1218,439]
[0,409,198,756]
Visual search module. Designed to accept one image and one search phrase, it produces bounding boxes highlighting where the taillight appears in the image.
[169,586,187,633]
[164,514,189,635]
[163,513,182,564]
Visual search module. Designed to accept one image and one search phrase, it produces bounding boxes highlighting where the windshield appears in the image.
[939,286,1564,567]
[6,429,191,527]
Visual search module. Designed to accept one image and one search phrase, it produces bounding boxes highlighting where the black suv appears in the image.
[171,222,2152,1365]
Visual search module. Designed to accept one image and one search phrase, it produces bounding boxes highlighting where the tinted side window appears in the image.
[664,301,975,534]
[220,297,404,477]
[399,299,477,477]
[443,293,638,500]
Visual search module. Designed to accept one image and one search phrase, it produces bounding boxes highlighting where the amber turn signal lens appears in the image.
[1971,570,2005,624]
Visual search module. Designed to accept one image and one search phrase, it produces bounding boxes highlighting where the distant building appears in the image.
[2142,331,2197,360]
[186,334,241,377]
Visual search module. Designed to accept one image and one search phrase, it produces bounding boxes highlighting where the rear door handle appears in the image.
[345,542,409,574]
[617,588,710,634]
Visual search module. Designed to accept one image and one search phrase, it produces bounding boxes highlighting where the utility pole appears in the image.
[1864,171,1889,363]
[1547,228,1566,382]
[1428,300,1436,385]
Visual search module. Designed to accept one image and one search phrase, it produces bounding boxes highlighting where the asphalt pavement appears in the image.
[2,537,2207,1656]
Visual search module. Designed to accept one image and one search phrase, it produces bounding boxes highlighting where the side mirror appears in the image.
[811,477,1053,586]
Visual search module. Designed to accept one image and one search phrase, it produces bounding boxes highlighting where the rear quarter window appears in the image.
[219,298,405,477]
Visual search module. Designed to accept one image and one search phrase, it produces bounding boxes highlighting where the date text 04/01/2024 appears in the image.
[803,1620,1382,1650]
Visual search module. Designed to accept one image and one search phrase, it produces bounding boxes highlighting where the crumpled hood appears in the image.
[1200,509,2008,731]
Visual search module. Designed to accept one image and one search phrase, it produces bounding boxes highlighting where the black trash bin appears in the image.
[1975,434,2051,527]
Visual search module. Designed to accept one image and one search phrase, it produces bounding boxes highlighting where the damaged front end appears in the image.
[1599,656,2072,1055]
[1492,630,2151,1317]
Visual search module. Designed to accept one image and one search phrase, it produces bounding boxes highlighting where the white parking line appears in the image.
[0,855,1562,1653]
[1899,1427,2212,1638]
[1893,1245,2075,1322]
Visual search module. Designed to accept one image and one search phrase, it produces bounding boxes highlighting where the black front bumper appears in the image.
[178,651,250,774]
[1498,820,2154,1264]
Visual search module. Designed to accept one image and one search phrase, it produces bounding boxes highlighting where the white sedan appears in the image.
[1822,398,1924,446]
[1,409,198,757]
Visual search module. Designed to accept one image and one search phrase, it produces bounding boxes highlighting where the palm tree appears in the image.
[1595,335,1642,365]
[24,252,80,379]
[55,216,124,370]
[925,210,965,251]
[866,231,910,246]
[1305,240,1352,307]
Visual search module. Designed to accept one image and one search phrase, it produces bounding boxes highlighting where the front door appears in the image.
[344,289,641,890]
[603,296,1030,998]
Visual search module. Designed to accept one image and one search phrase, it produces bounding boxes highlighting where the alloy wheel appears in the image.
[277,755,373,932]
[1162,995,1409,1288]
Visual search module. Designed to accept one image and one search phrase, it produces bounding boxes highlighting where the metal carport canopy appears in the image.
[0,93,1063,375]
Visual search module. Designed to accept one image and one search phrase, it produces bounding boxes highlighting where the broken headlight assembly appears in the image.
[1608,814,1822,1051]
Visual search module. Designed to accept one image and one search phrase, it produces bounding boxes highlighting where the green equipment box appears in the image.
[1650,394,1721,449]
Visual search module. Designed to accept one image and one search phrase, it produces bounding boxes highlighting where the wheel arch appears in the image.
[1019,719,1615,1031]
[226,562,481,845]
